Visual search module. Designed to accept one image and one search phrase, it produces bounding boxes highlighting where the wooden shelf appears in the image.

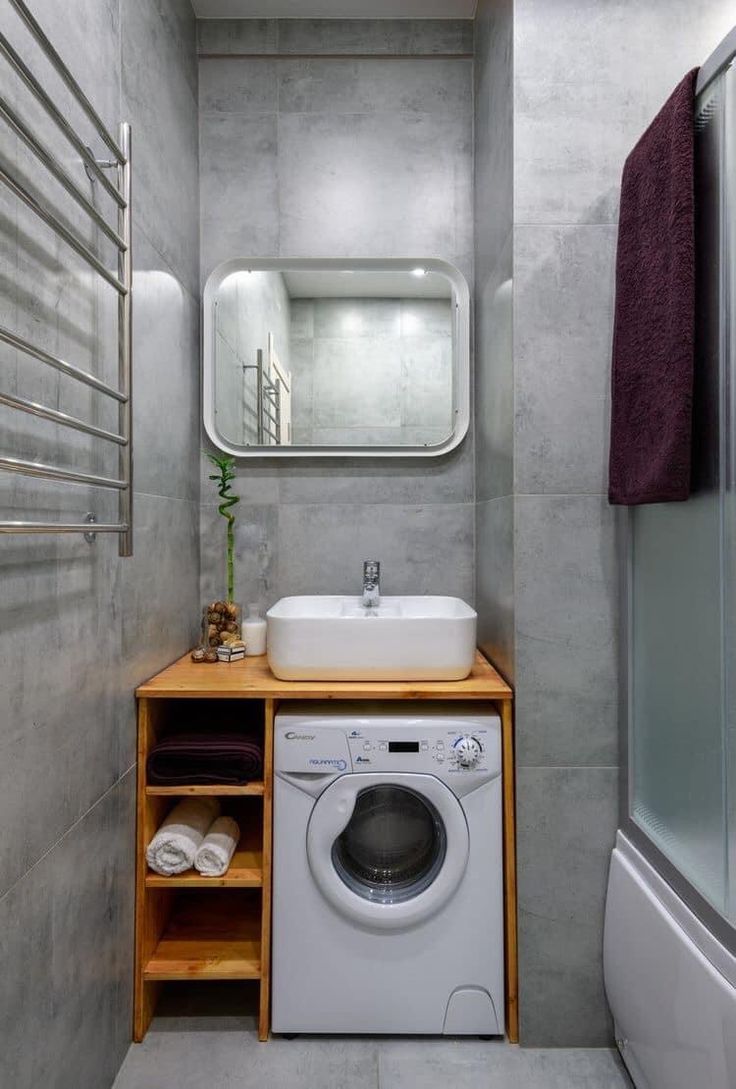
[136,649,513,701]
[145,782,264,797]
[143,892,261,981]
[146,822,263,888]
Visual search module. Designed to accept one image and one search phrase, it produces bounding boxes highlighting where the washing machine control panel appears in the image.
[275,709,502,781]
[344,726,496,776]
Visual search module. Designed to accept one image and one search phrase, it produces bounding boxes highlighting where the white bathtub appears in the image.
[603,832,736,1089]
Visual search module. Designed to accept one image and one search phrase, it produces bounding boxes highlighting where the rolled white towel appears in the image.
[194,816,241,877]
[146,796,221,876]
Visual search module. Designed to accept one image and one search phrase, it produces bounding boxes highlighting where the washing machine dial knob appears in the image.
[453,735,483,768]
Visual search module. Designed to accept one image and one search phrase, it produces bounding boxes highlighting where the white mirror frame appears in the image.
[202,257,470,459]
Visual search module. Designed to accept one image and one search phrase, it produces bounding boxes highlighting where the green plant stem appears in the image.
[226,514,234,602]
[207,453,239,603]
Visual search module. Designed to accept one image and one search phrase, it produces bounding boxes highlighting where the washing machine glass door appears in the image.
[307,772,469,929]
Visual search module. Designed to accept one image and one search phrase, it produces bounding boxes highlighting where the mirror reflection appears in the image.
[211,266,456,449]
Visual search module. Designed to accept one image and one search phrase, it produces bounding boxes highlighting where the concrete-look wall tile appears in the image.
[0,529,122,896]
[514,0,734,92]
[476,232,513,503]
[514,224,617,495]
[517,766,618,1047]
[197,18,278,55]
[277,19,473,56]
[131,229,200,502]
[476,496,514,684]
[277,111,472,260]
[278,58,472,116]
[199,112,278,277]
[474,0,513,275]
[0,774,133,1089]
[122,0,199,295]
[514,2,735,227]
[276,437,474,506]
[199,58,277,114]
[515,495,618,768]
[200,503,278,608]
[119,494,200,771]
[275,503,474,603]
[515,79,650,226]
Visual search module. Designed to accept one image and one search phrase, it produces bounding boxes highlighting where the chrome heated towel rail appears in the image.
[0,0,133,555]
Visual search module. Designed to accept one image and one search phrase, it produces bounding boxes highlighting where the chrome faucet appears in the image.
[362,560,380,608]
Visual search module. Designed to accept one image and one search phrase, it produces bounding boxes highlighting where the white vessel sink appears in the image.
[266,595,477,681]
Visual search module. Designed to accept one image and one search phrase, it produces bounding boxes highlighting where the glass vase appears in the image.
[201,600,242,649]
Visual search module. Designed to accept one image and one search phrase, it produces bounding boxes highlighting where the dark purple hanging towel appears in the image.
[608,69,699,505]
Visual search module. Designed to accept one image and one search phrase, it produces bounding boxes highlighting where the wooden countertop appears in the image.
[136,650,513,701]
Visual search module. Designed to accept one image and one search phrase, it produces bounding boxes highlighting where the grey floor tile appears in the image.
[113,1018,632,1089]
[113,1026,378,1089]
[378,1037,519,1088]
[521,1048,633,1088]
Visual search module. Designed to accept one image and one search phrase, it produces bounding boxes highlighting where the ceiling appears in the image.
[192,0,475,18]
[282,269,452,299]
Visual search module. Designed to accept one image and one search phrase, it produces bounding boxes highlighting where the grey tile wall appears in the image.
[197,19,474,57]
[0,2,200,1087]
[198,27,474,610]
[509,0,736,1047]
[473,0,514,682]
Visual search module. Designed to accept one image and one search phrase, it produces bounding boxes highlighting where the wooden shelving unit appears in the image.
[134,694,274,1042]
[143,892,262,981]
[145,783,265,797]
[134,651,516,1044]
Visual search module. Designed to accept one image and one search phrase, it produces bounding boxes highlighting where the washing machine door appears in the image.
[306,772,469,929]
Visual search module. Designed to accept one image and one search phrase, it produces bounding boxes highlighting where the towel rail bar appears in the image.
[0,455,127,490]
[0,31,125,207]
[7,0,125,163]
[0,163,127,294]
[1,5,133,554]
[0,93,127,250]
[0,520,129,534]
[0,326,127,403]
[0,391,127,445]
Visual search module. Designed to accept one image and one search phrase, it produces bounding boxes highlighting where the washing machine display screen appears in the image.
[332,785,447,904]
[388,741,419,753]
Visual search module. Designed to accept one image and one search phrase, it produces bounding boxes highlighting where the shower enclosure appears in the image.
[604,28,736,1089]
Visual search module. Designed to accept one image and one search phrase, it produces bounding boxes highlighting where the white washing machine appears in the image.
[272,702,505,1036]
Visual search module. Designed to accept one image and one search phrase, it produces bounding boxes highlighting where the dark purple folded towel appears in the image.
[608,68,699,505]
[147,733,263,785]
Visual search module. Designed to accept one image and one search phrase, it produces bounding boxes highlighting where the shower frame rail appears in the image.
[0,0,133,556]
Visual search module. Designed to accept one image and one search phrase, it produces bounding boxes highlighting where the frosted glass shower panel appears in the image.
[630,502,727,914]
[630,67,731,918]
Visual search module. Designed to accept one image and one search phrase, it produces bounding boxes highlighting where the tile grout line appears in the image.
[0,765,135,909]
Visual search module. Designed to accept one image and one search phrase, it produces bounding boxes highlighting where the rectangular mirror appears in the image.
[203,258,469,458]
